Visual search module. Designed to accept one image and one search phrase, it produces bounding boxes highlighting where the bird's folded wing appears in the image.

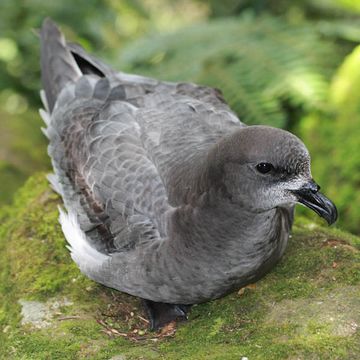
[46,81,170,253]
[135,92,242,205]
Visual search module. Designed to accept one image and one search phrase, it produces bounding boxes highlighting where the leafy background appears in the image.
[1,0,360,234]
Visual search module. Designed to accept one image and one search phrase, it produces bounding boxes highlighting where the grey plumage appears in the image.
[40,19,337,306]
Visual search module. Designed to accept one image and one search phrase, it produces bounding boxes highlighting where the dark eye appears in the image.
[256,162,274,174]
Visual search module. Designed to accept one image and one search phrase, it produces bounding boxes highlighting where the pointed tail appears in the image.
[40,18,113,112]
[40,18,82,112]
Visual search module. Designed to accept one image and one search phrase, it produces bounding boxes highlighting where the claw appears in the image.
[142,299,191,331]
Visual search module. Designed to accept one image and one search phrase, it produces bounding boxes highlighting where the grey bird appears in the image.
[39,19,337,330]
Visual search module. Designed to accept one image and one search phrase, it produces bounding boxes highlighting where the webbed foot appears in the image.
[142,299,192,331]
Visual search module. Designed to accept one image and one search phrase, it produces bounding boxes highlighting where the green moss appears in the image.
[0,174,359,359]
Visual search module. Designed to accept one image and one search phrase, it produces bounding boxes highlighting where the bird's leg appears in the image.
[142,299,191,331]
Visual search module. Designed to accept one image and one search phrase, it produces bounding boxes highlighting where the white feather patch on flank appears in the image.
[47,173,63,195]
[58,207,109,269]
[40,90,49,112]
[39,108,51,126]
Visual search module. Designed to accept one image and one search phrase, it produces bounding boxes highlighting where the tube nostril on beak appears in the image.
[307,180,320,193]
[313,185,320,193]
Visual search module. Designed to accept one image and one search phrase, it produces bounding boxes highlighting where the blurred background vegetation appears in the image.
[0,0,360,234]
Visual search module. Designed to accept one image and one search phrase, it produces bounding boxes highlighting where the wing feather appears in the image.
[41,23,243,253]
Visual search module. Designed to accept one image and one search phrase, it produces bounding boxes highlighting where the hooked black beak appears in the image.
[292,181,338,225]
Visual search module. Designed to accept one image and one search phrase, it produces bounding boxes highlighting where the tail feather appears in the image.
[58,207,109,272]
[47,173,63,195]
[39,89,50,112]
[67,42,113,77]
[40,18,82,112]
[39,108,50,126]
[40,18,113,113]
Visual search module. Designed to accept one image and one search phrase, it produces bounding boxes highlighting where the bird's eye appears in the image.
[256,162,274,174]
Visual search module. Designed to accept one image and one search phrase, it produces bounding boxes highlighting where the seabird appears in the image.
[39,19,337,329]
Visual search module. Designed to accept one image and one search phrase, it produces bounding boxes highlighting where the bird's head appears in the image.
[206,125,337,225]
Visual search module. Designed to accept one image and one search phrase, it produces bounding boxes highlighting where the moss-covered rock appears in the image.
[0,174,359,359]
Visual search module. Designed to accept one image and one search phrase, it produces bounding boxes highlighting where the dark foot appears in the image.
[142,299,192,331]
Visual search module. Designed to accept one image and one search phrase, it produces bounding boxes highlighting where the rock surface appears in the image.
[0,174,359,359]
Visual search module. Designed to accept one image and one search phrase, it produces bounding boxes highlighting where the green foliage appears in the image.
[0,161,25,203]
[0,0,117,106]
[300,45,360,234]
[0,0,207,106]
[200,0,360,18]
[120,15,342,128]
[0,108,49,205]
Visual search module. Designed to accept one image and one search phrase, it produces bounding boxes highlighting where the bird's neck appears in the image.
[161,199,291,302]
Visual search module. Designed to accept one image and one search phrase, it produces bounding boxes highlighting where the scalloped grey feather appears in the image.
[39,19,336,306]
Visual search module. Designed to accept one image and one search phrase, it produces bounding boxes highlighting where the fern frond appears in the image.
[119,15,343,128]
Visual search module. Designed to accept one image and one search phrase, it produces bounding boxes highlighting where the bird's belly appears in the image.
[127,237,287,304]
